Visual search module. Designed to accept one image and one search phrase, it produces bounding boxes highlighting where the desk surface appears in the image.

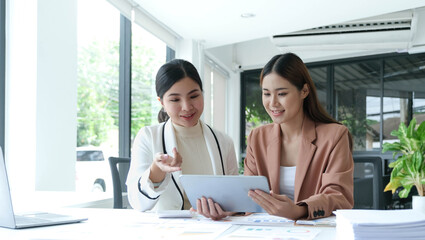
[11,191,115,211]
[0,208,335,240]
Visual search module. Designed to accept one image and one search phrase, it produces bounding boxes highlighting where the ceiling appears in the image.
[134,0,425,48]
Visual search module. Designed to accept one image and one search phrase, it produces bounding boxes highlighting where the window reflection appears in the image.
[241,70,270,152]
[334,60,381,151]
[308,67,327,112]
[383,55,425,144]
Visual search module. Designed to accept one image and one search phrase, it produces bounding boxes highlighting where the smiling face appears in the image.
[160,77,204,127]
[262,72,309,125]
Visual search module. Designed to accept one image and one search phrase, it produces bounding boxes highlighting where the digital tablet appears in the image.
[179,175,270,213]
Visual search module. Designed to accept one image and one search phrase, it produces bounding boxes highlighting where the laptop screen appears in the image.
[0,147,18,228]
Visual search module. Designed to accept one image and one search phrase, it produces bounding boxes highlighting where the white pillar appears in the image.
[6,0,77,193]
[35,0,77,191]
[6,0,38,194]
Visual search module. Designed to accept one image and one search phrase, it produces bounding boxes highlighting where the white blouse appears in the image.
[279,166,296,201]
[173,121,213,209]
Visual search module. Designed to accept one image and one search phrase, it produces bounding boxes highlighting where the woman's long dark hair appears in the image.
[155,59,203,123]
[260,53,353,150]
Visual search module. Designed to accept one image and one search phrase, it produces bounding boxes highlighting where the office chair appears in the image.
[353,155,392,210]
[108,157,131,209]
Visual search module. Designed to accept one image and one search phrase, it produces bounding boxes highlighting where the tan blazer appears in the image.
[244,117,354,219]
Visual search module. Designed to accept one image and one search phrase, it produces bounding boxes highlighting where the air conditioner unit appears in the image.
[271,10,415,52]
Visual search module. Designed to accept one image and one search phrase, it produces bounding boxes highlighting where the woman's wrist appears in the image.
[149,161,166,183]
[295,205,308,219]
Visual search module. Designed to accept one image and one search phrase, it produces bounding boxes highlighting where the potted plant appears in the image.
[383,118,425,212]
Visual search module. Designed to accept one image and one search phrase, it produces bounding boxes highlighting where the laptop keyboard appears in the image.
[15,213,71,224]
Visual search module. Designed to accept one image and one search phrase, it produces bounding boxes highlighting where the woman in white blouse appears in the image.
[126,59,238,215]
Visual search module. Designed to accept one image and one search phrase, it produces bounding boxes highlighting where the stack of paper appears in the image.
[335,209,425,240]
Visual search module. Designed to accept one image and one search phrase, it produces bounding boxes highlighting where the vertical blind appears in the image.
[203,63,227,133]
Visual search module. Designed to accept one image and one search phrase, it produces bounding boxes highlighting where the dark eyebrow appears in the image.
[262,87,287,91]
[188,89,200,95]
[167,89,200,97]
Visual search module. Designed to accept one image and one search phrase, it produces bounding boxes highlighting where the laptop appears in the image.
[0,147,88,229]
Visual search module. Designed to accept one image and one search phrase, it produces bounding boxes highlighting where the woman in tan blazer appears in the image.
[245,53,354,220]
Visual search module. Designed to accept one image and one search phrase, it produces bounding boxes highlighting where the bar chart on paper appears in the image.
[226,213,295,226]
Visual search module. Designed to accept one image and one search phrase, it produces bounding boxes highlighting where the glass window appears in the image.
[76,150,105,162]
[334,60,381,151]
[241,70,271,152]
[130,24,166,145]
[308,66,328,112]
[76,0,120,192]
[383,55,425,145]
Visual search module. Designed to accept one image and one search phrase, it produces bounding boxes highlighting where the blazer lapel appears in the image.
[294,117,317,202]
[163,120,178,157]
[200,121,222,175]
[266,123,282,194]
[164,121,184,201]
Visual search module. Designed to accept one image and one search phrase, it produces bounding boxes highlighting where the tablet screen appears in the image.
[179,175,270,212]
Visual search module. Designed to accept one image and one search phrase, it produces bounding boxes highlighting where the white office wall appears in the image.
[6,0,77,192]
[35,0,77,191]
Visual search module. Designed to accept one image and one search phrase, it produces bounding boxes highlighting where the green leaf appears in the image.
[391,161,404,178]
[402,157,415,177]
[400,177,414,187]
[382,142,402,154]
[407,118,417,138]
[385,118,425,199]
[398,122,408,138]
[392,151,399,160]
[399,185,413,198]
[388,158,402,168]
[390,129,401,137]
[399,136,414,154]
[413,151,423,173]
[417,121,425,141]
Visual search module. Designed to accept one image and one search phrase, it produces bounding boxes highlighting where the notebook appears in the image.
[0,147,88,229]
[179,175,270,212]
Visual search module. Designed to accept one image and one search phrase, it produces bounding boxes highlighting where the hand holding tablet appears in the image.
[179,175,270,213]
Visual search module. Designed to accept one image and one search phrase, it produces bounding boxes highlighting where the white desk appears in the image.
[0,208,335,240]
[11,191,116,211]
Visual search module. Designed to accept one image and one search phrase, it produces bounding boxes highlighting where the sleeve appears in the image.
[126,126,172,211]
[298,127,354,220]
[243,130,259,176]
